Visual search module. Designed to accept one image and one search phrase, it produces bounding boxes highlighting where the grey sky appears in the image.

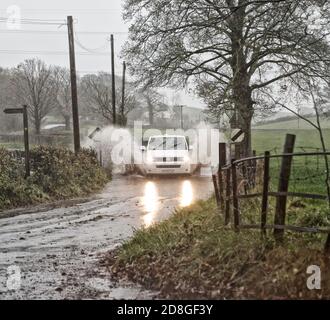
[0,0,204,108]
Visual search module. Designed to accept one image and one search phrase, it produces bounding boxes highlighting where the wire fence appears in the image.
[212,135,330,252]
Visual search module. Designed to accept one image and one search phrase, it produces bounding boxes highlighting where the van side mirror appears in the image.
[140,146,146,152]
[189,146,194,151]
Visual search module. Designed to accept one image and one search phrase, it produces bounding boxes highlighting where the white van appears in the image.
[141,135,192,175]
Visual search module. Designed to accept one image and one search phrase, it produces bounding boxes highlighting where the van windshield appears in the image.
[148,137,187,151]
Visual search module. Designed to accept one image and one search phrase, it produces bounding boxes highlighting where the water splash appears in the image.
[84,125,143,174]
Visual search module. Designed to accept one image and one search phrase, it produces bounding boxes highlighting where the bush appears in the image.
[0,146,109,211]
[0,148,42,209]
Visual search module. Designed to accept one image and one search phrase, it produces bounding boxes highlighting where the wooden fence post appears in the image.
[225,168,231,225]
[212,174,221,207]
[274,134,296,242]
[218,143,227,212]
[219,143,227,167]
[242,163,248,194]
[252,150,257,188]
[231,159,240,230]
[235,144,241,161]
[218,170,224,212]
[261,151,270,235]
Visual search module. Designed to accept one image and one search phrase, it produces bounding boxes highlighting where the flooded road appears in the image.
[0,174,213,300]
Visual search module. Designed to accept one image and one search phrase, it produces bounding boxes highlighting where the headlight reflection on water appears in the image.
[142,180,194,228]
[180,180,193,207]
[142,181,159,228]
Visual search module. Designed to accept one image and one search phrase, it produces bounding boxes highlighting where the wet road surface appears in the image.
[0,174,213,300]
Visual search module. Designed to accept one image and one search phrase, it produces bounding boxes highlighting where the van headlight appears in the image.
[184,156,190,163]
[146,155,154,164]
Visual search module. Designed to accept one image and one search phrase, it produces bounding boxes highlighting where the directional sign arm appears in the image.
[4,108,24,114]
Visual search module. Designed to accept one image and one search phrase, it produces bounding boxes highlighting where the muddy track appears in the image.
[0,174,213,300]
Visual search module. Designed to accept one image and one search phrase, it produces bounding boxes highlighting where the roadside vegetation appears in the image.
[107,127,330,299]
[0,146,109,211]
[108,198,330,299]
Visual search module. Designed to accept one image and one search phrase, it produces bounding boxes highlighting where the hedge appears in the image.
[0,146,109,211]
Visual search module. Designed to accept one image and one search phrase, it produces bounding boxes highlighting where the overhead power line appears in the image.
[0,17,66,26]
[0,49,109,56]
[73,31,109,54]
[0,17,65,22]
[0,29,128,35]
[0,8,121,14]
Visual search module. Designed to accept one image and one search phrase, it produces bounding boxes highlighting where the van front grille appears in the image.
[153,157,184,163]
[156,165,181,169]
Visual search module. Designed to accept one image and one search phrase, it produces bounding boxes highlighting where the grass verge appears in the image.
[107,198,330,299]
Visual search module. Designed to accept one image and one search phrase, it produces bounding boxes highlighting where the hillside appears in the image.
[254,116,330,130]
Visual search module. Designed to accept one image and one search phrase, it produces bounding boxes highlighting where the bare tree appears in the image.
[54,67,72,131]
[81,72,137,126]
[123,0,330,156]
[11,59,59,134]
[138,86,164,126]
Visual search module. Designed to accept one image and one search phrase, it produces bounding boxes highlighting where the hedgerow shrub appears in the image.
[0,146,108,211]
[0,148,43,209]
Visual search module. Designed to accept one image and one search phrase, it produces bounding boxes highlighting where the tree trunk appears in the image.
[32,106,42,135]
[118,113,127,127]
[239,112,253,157]
[64,114,71,131]
[230,4,253,158]
[234,88,253,158]
[35,119,41,135]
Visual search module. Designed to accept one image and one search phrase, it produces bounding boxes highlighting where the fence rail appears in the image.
[213,135,330,252]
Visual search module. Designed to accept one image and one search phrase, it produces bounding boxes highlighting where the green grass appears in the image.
[254,116,330,130]
[252,129,330,154]
[108,198,330,299]
[252,129,330,197]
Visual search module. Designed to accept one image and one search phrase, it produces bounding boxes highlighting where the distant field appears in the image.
[252,129,330,196]
[254,116,330,130]
[252,129,330,154]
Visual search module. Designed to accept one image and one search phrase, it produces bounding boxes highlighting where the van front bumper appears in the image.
[144,162,191,175]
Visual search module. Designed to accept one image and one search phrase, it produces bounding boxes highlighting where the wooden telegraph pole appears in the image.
[67,16,81,154]
[111,34,117,125]
[121,61,126,126]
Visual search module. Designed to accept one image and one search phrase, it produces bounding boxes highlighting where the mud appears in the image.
[0,174,213,300]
